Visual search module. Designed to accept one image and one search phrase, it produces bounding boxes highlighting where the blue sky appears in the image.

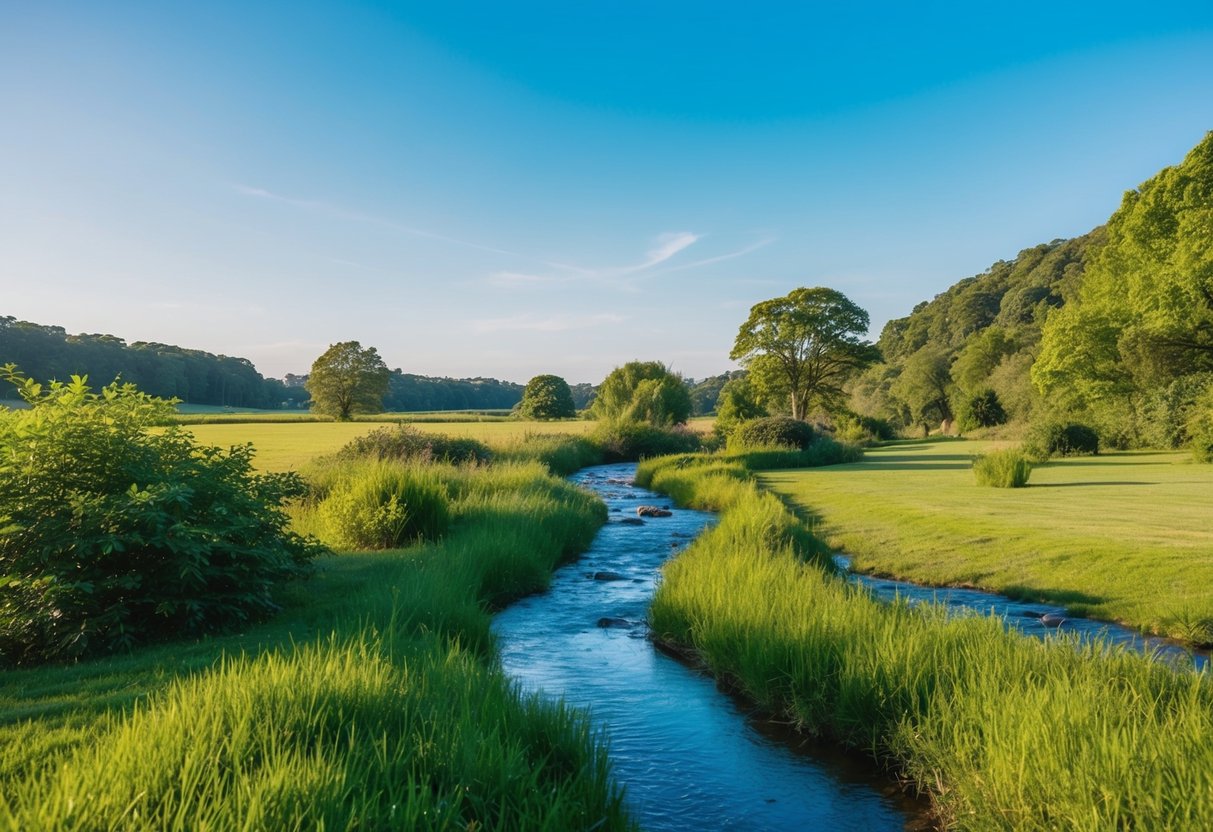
[3,2,1212,383]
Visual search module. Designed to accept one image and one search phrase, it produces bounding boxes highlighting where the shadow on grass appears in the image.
[1031,481,1156,488]
[855,453,975,471]
[999,584,1106,610]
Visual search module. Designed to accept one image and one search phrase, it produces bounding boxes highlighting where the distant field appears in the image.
[760,439,1213,642]
[187,419,595,471]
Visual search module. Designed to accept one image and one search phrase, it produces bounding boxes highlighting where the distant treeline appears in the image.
[0,317,302,409]
[0,316,556,413]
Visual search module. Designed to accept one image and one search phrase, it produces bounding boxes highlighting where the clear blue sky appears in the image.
[3,1,1212,383]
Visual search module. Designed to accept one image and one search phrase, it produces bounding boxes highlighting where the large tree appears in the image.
[305,341,390,421]
[730,287,880,420]
[517,374,576,420]
[590,361,691,426]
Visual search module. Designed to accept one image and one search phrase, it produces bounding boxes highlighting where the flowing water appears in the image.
[493,463,924,831]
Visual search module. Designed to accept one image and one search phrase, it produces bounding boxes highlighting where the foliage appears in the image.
[730,287,880,420]
[890,346,955,429]
[713,376,768,437]
[383,371,523,412]
[0,368,321,665]
[0,316,302,409]
[958,388,1007,430]
[1024,421,1100,461]
[315,462,450,550]
[336,424,491,465]
[832,412,894,445]
[494,432,604,476]
[1188,384,1213,463]
[1034,133,1213,435]
[591,420,701,461]
[687,371,745,415]
[972,449,1032,487]
[589,361,692,426]
[305,341,390,421]
[731,416,816,450]
[516,374,577,420]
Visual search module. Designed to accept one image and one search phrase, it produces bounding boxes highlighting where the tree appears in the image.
[305,342,390,420]
[730,287,880,420]
[714,376,767,437]
[590,361,692,426]
[891,347,955,431]
[518,374,576,420]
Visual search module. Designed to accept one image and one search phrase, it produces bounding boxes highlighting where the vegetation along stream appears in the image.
[493,463,927,831]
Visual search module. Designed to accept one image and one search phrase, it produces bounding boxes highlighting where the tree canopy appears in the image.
[590,361,691,426]
[730,287,880,420]
[305,342,390,421]
[517,374,577,420]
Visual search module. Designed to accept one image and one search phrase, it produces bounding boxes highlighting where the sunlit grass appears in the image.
[760,439,1213,642]
[640,452,1213,831]
[0,457,627,830]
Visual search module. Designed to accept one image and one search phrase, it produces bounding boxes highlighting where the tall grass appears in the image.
[972,448,1032,488]
[641,453,1213,830]
[0,460,625,830]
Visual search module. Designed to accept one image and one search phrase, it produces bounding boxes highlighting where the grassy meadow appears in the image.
[0,430,633,829]
[760,439,1213,644]
[640,451,1213,831]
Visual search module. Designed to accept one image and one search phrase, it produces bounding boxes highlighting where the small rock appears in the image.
[637,505,673,518]
[592,571,627,582]
[1040,613,1066,628]
[616,517,645,526]
[597,617,631,629]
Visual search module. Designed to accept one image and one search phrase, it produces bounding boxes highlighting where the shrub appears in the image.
[496,433,603,476]
[732,416,816,450]
[972,449,1032,488]
[959,389,1007,430]
[0,369,322,665]
[590,362,692,426]
[1188,385,1213,463]
[317,462,451,550]
[1023,420,1100,461]
[832,412,894,446]
[591,421,701,461]
[337,425,491,465]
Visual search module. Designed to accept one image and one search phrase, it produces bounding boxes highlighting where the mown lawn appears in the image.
[760,439,1213,642]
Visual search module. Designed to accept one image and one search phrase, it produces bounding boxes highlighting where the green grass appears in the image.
[972,448,1032,487]
[185,419,597,471]
[759,439,1213,644]
[639,452,1213,831]
[0,459,629,830]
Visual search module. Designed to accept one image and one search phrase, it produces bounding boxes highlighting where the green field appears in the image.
[187,419,596,471]
[760,439,1213,643]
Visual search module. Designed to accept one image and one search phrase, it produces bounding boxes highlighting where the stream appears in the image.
[494,461,1206,831]
[493,463,923,831]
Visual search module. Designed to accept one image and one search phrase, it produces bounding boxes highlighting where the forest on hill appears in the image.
[846,130,1213,455]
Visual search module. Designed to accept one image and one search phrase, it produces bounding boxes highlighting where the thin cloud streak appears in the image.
[232,183,520,256]
[652,236,777,275]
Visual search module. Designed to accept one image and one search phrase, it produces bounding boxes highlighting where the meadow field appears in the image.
[759,439,1213,643]
[640,451,1213,831]
[0,428,631,829]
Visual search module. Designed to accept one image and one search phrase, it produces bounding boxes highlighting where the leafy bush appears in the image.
[495,433,603,476]
[317,462,451,550]
[1188,385,1213,463]
[972,449,1032,488]
[590,362,692,426]
[959,389,1008,430]
[591,421,701,461]
[0,369,322,665]
[832,412,894,446]
[1024,421,1100,461]
[337,425,491,465]
[516,374,577,420]
[732,416,816,450]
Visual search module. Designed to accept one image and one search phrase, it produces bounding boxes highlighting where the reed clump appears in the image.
[971,448,1032,488]
[641,452,1213,831]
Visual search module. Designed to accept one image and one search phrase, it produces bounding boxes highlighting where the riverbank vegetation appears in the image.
[0,397,636,828]
[759,439,1213,644]
[639,450,1213,831]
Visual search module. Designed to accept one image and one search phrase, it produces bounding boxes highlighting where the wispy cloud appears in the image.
[469,313,626,334]
[652,236,776,275]
[232,183,519,256]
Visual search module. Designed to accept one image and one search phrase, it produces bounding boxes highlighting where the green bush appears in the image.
[591,421,701,461]
[495,433,603,476]
[732,416,816,450]
[1188,385,1213,463]
[317,462,450,550]
[958,389,1008,430]
[1024,420,1100,460]
[0,369,322,665]
[832,412,894,446]
[972,448,1032,488]
[337,425,491,465]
